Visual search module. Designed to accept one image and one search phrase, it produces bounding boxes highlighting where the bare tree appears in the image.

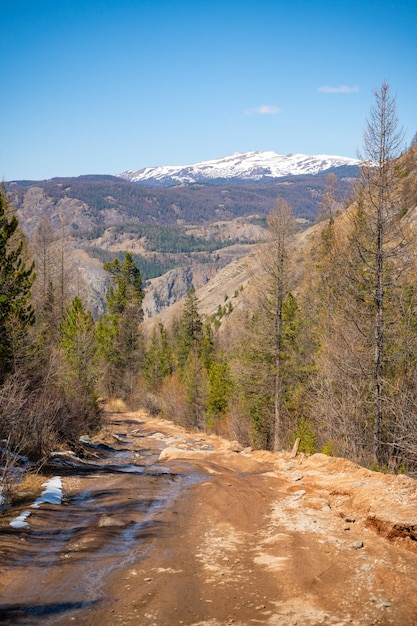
[359,82,405,464]
[260,197,296,451]
[31,215,56,313]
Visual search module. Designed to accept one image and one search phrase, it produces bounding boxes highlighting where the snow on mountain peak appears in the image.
[119,151,359,185]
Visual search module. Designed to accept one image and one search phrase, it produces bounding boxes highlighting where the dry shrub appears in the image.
[0,366,103,462]
[0,373,59,460]
[158,373,188,427]
[142,392,162,416]
[104,397,128,413]
[212,401,252,447]
[124,379,162,416]
[10,472,45,505]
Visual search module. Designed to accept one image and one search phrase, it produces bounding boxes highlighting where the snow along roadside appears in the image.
[9,476,63,529]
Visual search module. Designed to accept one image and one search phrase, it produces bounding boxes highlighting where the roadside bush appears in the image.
[0,364,103,462]
[213,401,252,447]
[158,373,188,427]
[290,418,317,455]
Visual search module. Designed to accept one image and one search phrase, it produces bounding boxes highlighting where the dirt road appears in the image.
[1,410,417,625]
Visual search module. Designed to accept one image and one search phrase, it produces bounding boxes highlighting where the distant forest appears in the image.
[7,168,358,227]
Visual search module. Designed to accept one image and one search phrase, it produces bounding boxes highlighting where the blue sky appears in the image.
[1,0,416,180]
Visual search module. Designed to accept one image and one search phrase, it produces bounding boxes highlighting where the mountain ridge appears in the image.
[119,150,359,186]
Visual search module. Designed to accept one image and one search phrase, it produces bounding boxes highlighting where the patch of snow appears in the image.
[9,476,63,530]
[119,151,360,185]
[32,476,63,508]
[10,510,31,529]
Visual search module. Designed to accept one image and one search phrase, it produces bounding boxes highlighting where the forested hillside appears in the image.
[1,84,417,508]
[5,160,357,318]
[7,170,356,231]
[138,85,417,475]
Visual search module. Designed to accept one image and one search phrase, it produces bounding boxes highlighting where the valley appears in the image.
[6,152,357,318]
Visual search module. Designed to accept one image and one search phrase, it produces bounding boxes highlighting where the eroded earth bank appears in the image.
[1,410,417,626]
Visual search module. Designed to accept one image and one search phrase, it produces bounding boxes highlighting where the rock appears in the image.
[291,437,301,458]
[352,540,364,549]
[291,471,304,482]
[345,516,356,523]
[376,601,392,609]
[158,446,210,461]
[98,514,127,528]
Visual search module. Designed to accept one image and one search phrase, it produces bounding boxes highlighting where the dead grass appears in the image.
[105,397,128,413]
[10,472,45,504]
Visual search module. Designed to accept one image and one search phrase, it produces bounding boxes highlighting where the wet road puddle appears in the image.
[0,420,208,624]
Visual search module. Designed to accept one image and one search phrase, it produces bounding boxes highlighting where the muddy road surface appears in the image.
[1,410,417,626]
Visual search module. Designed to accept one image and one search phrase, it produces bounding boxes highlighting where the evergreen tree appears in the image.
[206,357,233,428]
[236,289,307,451]
[175,285,203,370]
[200,320,216,370]
[104,253,144,315]
[310,189,380,462]
[143,322,173,389]
[60,296,97,397]
[182,344,208,429]
[0,184,35,382]
[99,253,145,399]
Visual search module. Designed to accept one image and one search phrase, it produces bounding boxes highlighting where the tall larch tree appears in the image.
[236,198,307,451]
[359,82,405,465]
[263,197,297,451]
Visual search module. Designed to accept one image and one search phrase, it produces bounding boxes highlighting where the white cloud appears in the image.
[245,104,280,115]
[318,85,359,94]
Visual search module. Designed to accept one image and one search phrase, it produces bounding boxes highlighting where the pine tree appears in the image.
[0,184,35,382]
[104,253,144,315]
[310,189,379,462]
[143,322,173,389]
[60,296,97,396]
[99,253,145,399]
[206,357,233,428]
[175,285,203,370]
[182,344,208,429]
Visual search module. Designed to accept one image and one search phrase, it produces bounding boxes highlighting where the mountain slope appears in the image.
[149,146,417,329]
[119,151,359,186]
[5,153,359,319]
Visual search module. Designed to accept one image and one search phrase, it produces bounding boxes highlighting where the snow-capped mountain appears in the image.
[119,151,359,186]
